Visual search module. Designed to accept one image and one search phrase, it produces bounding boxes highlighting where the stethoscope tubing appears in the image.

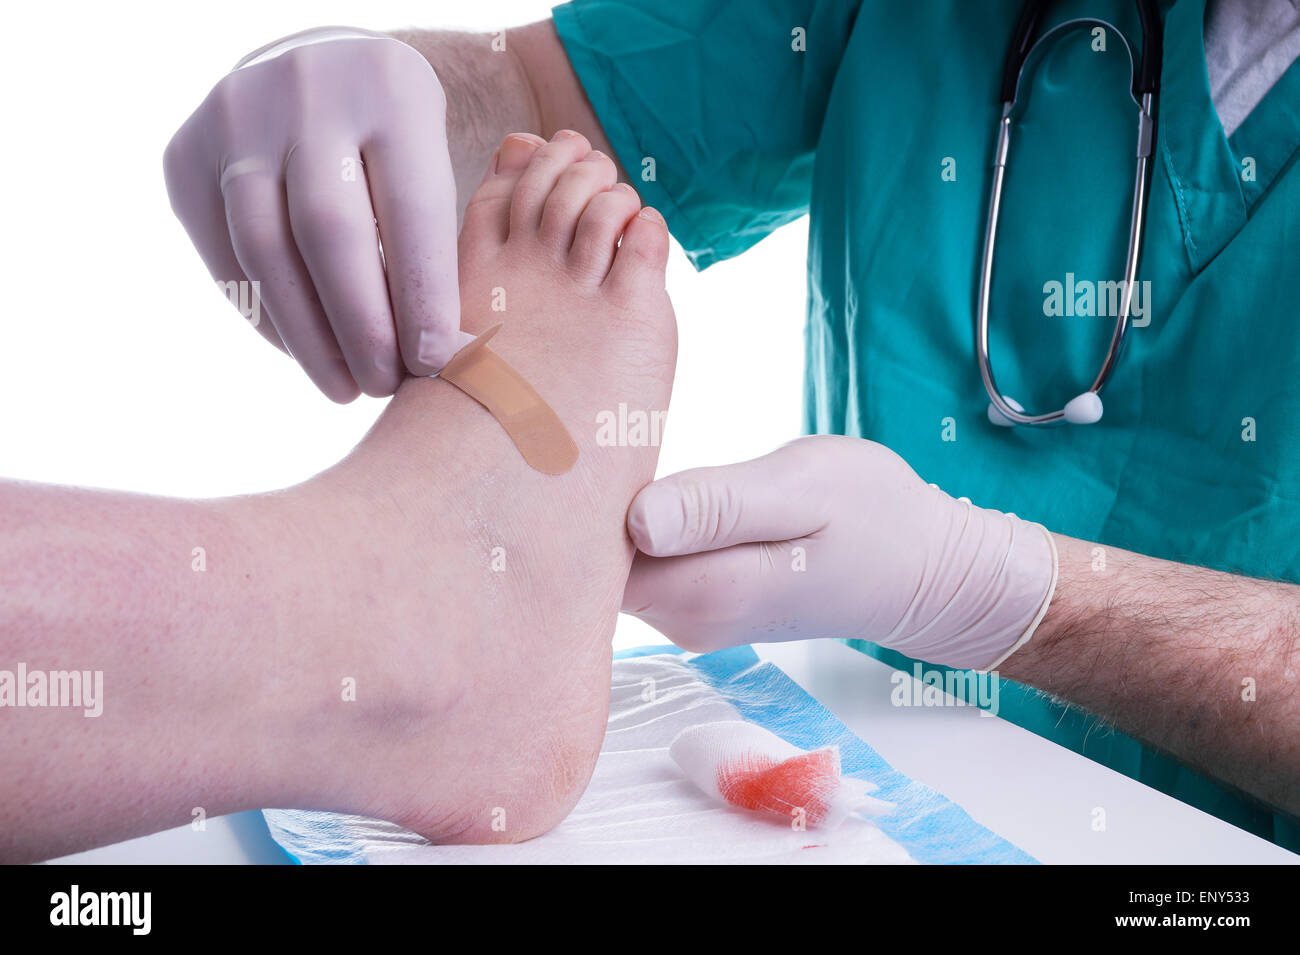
[976,0,1162,427]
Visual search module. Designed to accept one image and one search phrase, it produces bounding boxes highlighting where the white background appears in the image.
[0,0,808,649]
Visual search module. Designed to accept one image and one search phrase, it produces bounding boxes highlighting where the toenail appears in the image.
[583,150,608,162]
[637,206,665,224]
[615,182,638,194]
[496,135,541,172]
[553,129,582,140]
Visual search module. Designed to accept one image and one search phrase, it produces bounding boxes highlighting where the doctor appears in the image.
[165,0,1300,847]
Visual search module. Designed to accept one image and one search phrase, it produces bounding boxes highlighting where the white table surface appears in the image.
[49,639,1296,864]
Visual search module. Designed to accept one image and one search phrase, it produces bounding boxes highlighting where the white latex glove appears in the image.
[623,435,1058,671]
[164,27,461,402]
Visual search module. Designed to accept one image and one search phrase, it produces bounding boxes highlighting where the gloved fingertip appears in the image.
[628,484,685,556]
[408,323,471,377]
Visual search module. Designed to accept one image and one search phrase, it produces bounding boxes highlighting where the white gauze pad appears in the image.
[669,720,893,830]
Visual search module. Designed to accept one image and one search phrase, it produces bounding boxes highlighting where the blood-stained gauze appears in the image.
[669,720,893,829]
[436,323,579,475]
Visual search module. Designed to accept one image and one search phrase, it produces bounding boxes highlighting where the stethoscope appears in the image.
[977,0,1163,426]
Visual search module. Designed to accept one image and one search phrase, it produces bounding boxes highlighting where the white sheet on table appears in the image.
[265,653,914,864]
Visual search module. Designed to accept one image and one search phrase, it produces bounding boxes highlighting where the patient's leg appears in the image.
[0,130,675,859]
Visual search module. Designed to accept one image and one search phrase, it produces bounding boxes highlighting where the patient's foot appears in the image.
[287,131,676,842]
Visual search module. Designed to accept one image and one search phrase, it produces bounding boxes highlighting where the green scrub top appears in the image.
[553,0,1300,850]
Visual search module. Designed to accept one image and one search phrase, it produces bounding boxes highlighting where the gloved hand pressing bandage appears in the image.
[623,435,1058,671]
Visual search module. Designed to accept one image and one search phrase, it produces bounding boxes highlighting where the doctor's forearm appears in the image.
[1001,534,1300,816]
[391,20,622,224]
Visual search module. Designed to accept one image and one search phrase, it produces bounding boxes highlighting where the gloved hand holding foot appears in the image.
[623,435,1058,671]
[163,27,463,401]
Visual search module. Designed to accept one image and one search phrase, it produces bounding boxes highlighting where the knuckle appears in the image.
[536,138,584,164]
[413,67,448,115]
[566,156,616,187]
[162,135,199,216]
[276,52,314,107]
[227,210,282,259]
[592,188,640,221]
[582,189,618,214]
[295,200,368,250]
[207,73,240,113]
[677,479,718,548]
[588,153,618,178]
[161,130,187,180]
[378,40,445,108]
[209,68,259,120]
[280,43,324,82]
[208,78,261,146]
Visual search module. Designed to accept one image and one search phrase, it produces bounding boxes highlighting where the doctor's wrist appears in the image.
[995,533,1102,683]
[878,495,1059,673]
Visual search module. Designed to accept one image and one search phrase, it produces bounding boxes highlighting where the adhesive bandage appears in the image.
[435,323,579,475]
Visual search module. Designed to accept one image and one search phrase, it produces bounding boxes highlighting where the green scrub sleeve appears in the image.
[552,0,864,269]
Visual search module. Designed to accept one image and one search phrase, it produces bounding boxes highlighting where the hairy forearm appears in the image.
[390,20,621,223]
[389,26,538,223]
[1003,534,1300,815]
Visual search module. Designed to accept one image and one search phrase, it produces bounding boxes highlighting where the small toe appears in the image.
[507,129,592,239]
[538,151,619,253]
[569,182,642,284]
[461,133,546,247]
